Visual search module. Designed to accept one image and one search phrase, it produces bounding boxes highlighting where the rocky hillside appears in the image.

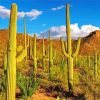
[0,29,100,56]
[80,30,100,55]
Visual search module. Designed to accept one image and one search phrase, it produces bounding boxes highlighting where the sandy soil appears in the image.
[31,91,56,100]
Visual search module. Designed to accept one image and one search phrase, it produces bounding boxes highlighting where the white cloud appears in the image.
[0,6,10,18]
[0,5,42,20]
[51,5,65,11]
[25,9,42,20]
[40,23,99,39]
[18,12,25,18]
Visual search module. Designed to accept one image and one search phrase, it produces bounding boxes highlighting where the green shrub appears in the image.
[16,71,40,99]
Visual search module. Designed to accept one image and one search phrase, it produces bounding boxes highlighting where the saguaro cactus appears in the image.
[7,3,17,100]
[29,36,32,59]
[49,40,53,68]
[60,4,81,92]
[42,37,46,69]
[94,51,97,79]
[32,34,37,80]
[48,31,56,77]
[24,16,27,61]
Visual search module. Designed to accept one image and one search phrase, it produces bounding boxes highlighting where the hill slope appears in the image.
[0,29,100,56]
[80,30,100,55]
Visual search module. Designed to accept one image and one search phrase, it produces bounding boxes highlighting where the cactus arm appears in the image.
[60,37,69,58]
[72,37,81,57]
[16,48,27,63]
[7,3,17,100]
[17,45,23,53]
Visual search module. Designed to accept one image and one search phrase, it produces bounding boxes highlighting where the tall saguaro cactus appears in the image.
[42,37,46,69]
[49,40,53,69]
[32,34,37,80]
[7,3,17,100]
[60,4,81,92]
[29,36,32,59]
[24,16,27,61]
[48,31,56,77]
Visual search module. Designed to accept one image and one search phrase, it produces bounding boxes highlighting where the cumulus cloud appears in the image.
[25,9,42,20]
[51,5,65,11]
[0,6,10,18]
[40,23,99,39]
[0,5,42,20]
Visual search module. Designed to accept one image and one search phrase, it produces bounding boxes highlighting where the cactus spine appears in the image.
[60,4,81,92]
[7,3,17,100]
[32,34,37,80]
[42,37,45,69]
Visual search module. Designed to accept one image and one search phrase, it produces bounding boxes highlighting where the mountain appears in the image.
[0,29,100,56]
[79,30,100,55]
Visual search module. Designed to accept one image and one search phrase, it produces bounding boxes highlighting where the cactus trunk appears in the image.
[60,4,81,93]
[50,40,53,66]
[24,16,27,61]
[49,40,53,74]
[42,37,45,69]
[66,4,73,92]
[48,31,56,79]
[7,3,17,100]
[67,57,73,91]
[33,34,37,80]
[29,37,32,59]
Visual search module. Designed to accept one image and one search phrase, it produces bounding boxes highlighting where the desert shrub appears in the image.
[16,71,40,99]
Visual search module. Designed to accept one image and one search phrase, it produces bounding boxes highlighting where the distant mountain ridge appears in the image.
[0,29,100,56]
[80,30,100,55]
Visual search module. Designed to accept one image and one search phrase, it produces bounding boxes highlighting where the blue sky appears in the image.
[0,0,100,38]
